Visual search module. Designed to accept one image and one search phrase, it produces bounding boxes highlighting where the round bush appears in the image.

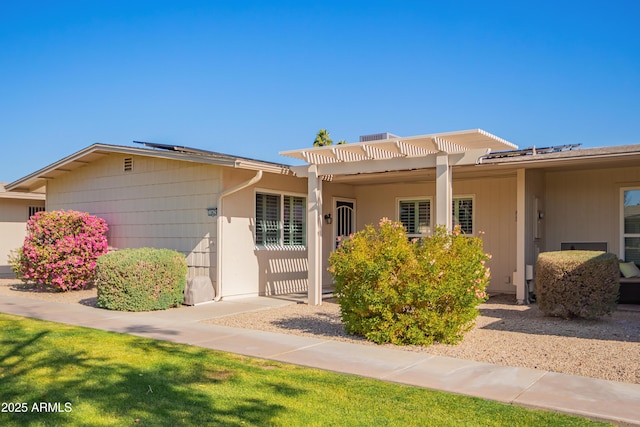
[12,210,109,291]
[96,248,188,311]
[536,251,619,319]
[329,218,490,345]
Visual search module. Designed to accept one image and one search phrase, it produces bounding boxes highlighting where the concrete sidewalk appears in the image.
[1,294,639,426]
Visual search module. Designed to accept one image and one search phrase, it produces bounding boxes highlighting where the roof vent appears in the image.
[123,157,133,172]
[359,132,400,142]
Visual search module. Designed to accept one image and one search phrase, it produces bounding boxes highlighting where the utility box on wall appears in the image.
[184,276,215,305]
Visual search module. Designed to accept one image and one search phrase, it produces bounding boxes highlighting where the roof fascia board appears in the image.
[0,191,46,200]
[6,143,291,192]
[483,149,640,168]
[449,148,491,166]
[234,159,291,175]
[6,144,109,192]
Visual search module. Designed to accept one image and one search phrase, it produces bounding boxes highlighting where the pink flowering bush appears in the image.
[12,210,109,291]
[328,218,490,345]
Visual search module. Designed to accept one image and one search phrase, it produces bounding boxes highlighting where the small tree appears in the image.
[12,210,109,291]
[313,129,333,147]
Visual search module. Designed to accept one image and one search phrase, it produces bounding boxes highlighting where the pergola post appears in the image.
[435,153,453,231]
[307,164,323,306]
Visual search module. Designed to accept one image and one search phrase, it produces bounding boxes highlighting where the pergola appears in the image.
[280,129,518,305]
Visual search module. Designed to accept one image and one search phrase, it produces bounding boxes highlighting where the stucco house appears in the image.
[0,183,46,278]
[6,129,640,304]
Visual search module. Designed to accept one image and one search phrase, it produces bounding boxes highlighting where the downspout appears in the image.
[215,170,263,301]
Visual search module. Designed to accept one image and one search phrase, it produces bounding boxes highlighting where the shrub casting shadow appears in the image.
[479,300,640,343]
[270,312,366,341]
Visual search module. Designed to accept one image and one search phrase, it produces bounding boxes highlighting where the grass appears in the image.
[0,313,611,427]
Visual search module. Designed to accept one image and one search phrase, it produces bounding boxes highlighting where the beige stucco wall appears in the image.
[46,153,222,282]
[543,165,640,257]
[453,175,517,294]
[44,152,311,299]
[0,198,46,277]
[220,168,308,298]
[525,169,545,268]
[319,174,518,295]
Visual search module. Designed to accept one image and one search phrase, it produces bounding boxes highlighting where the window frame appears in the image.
[452,195,475,235]
[396,197,432,237]
[621,187,640,263]
[255,189,307,249]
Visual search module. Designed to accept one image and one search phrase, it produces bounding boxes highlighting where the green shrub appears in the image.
[535,251,619,319]
[328,218,490,346]
[96,248,188,311]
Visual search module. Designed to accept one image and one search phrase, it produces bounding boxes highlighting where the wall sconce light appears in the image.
[207,207,218,217]
[324,213,332,225]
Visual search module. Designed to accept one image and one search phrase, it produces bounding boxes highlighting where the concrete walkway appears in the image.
[1,294,639,426]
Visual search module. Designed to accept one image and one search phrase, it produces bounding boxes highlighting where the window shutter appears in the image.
[399,201,416,233]
[284,196,306,246]
[256,193,280,244]
[28,206,45,219]
[400,200,430,234]
[453,198,473,234]
[417,201,430,232]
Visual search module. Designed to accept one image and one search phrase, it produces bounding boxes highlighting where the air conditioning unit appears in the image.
[359,132,400,142]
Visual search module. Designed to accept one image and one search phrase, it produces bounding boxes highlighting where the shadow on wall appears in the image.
[255,249,308,296]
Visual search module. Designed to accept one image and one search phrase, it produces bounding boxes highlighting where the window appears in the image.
[453,197,474,235]
[28,206,45,219]
[398,199,431,236]
[256,192,306,246]
[622,188,640,264]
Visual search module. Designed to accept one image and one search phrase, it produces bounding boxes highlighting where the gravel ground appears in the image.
[2,279,639,384]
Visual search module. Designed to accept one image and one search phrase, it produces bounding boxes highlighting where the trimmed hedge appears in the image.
[96,248,187,311]
[535,251,619,319]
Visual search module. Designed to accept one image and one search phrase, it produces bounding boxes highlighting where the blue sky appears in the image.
[1,1,639,182]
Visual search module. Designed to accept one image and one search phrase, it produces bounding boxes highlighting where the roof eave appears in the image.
[6,143,292,192]
[479,144,640,167]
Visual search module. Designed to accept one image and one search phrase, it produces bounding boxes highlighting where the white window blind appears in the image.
[256,193,280,245]
[256,192,306,246]
[453,197,473,234]
[399,200,430,235]
[283,195,306,246]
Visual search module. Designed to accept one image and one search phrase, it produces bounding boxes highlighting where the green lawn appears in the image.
[0,313,610,426]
